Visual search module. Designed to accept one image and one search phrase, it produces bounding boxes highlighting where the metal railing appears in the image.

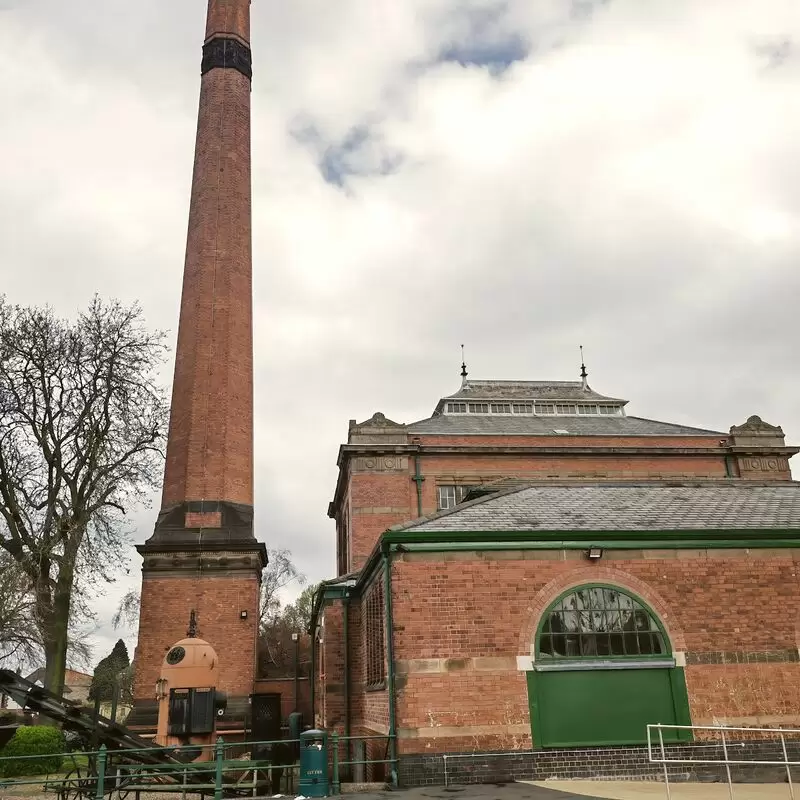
[329,733,396,792]
[0,737,299,799]
[0,732,397,798]
[648,723,800,800]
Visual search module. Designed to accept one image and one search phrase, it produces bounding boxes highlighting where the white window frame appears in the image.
[437,485,474,510]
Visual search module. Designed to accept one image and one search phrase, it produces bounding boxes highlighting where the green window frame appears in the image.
[536,584,670,662]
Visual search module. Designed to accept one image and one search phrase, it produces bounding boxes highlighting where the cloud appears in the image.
[2,0,800,665]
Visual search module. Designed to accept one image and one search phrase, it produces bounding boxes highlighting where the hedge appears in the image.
[0,726,65,777]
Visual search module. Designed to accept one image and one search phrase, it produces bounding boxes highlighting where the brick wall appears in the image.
[398,739,800,787]
[206,0,250,42]
[134,574,259,701]
[384,550,800,755]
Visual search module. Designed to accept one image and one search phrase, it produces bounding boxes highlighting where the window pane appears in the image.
[625,632,640,655]
[564,635,580,656]
[437,486,457,510]
[538,587,666,660]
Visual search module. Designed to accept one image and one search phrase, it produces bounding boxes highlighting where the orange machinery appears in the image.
[154,611,227,760]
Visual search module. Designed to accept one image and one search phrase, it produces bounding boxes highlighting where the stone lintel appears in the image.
[396,657,518,675]
[353,506,411,515]
[398,724,530,739]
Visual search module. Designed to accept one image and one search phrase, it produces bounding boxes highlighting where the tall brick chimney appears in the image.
[131,0,267,731]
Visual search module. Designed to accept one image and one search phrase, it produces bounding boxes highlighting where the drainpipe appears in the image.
[310,628,316,726]
[383,547,398,787]
[343,593,351,744]
[411,441,424,518]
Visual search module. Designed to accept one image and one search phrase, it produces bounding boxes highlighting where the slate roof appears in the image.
[444,380,625,403]
[406,414,724,437]
[399,483,800,532]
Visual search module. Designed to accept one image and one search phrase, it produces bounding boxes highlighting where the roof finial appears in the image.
[460,344,468,385]
[579,345,588,390]
[187,609,198,638]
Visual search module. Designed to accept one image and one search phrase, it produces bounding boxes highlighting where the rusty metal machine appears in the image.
[155,611,227,759]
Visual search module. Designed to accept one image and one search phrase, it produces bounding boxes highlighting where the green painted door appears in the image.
[527,667,691,748]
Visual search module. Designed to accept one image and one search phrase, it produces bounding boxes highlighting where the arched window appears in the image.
[537,585,668,659]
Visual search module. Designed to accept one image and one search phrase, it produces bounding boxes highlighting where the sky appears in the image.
[1,0,799,669]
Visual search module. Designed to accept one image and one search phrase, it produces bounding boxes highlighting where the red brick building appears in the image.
[314,374,800,784]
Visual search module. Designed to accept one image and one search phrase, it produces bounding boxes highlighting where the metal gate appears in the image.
[251,694,282,742]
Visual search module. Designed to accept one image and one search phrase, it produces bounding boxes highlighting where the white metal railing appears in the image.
[647,723,800,800]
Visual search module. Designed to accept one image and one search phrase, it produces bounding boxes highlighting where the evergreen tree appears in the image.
[88,639,130,702]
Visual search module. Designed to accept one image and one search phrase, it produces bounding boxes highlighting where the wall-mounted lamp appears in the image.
[587,547,603,560]
[291,632,299,642]
[239,610,248,619]
[155,677,168,701]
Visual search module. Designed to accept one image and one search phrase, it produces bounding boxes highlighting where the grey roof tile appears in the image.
[402,484,800,532]
[406,414,724,437]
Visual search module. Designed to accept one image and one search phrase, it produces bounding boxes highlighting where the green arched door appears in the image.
[526,584,691,748]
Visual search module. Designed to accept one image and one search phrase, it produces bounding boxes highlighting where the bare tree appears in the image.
[0,550,39,668]
[0,296,168,696]
[0,535,96,676]
[258,549,306,630]
[256,582,319,678]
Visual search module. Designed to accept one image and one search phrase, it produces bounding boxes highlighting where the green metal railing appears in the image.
[329,733,397,794]
[0,738,300,799]
[0,733,397,798]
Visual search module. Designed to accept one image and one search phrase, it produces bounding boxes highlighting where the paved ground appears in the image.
[527,779,794,798]
[345,781,793,800]
[346,782,611,800]
[1,781,793,800]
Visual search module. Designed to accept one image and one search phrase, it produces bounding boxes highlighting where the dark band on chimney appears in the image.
[201,37,252,80]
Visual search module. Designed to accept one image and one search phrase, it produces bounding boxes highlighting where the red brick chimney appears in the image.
[131,0,266,732]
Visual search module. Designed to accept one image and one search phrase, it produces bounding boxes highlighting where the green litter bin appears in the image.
[299,729,329,797]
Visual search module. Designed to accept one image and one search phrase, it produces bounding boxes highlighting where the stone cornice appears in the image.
[139,548,264,577]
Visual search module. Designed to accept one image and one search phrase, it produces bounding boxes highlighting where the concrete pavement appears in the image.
[526,780,795,799]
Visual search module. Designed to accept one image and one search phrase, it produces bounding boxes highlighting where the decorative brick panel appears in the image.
[184,511,223,528]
